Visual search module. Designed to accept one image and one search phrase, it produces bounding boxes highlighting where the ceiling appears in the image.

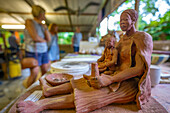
[0,0,125,34]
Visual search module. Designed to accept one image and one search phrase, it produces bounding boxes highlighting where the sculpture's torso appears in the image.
[117,36,134,71]
[104,48,113,62]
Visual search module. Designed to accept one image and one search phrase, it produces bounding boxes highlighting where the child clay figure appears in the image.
[97,36,118,75]
[16,9,153,113]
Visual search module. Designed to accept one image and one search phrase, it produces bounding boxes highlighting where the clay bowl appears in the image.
[45,73,73,86]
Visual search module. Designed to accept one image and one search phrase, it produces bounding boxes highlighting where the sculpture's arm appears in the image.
[111,52,144,82]
[105,49,118,67]
[90,52,144,88]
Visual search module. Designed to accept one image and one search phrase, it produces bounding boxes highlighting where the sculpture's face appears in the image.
[120,13,133,31]
[106,37,115,48]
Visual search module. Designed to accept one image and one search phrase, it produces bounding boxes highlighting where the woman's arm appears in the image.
[41,24,51,42]
[25,19,46,42]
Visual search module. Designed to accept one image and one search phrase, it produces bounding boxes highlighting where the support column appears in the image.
[135,0,140,30]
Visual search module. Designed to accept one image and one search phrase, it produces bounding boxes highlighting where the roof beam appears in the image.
[90,0,126,34]
[90,0,109,34]
[24,0,52,25]
[135,0,140,30]
[0,8,23,24]
[0,23,92,27]
[0,11,97,16]
[57,24,92,27]
[58,29,89,33]
[64,0,73,31]
[24,0,34,7]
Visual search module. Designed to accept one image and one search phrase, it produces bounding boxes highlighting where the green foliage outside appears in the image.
[58,32,74,44]
[0,30,74,47]
[139,0,170,40]
[108,0,170,40]
[0,29,26,49]
[143,10,170,40]
[0,29,11,48]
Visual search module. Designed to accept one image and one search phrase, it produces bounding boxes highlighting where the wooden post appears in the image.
[135,0,140,30]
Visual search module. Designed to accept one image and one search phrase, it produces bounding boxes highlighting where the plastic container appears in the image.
[9,59,21,78]
[150,65,161,87]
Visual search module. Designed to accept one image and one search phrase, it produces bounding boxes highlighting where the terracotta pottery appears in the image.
[45,73,73,86]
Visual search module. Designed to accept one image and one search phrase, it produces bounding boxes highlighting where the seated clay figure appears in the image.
[16,9,153,113]
[97,36,118,75]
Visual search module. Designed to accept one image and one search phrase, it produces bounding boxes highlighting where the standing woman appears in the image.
[48,23,60,63]
[24,5,51,87]
[72,27,82,54]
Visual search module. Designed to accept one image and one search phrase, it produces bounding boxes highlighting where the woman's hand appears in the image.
[41,24,48,30]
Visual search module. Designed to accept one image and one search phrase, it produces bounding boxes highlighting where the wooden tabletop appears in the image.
[7,83,170,113]
[151,84,170,112]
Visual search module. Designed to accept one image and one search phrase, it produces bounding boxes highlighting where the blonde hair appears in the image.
[48,23,57,33]
[32,5,45,17]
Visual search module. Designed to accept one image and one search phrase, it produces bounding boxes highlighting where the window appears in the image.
[58,32,74,44]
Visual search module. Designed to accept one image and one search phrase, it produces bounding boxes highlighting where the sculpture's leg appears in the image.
[17,94,75,113]
[75,78,138,113]
[40,78,73,97]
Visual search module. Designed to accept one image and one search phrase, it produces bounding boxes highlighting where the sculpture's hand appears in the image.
[84,62,114,89]
[89,74,114,89]
[83,73,103,89]
[98,63,106,69]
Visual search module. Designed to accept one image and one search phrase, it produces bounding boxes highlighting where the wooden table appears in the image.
[3,55,170,113]
[151,84,170,112]
[5,80,169,113]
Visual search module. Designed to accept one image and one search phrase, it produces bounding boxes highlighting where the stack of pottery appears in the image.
[50,61,89,79]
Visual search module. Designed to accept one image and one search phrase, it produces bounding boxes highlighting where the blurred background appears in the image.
[0,0,169,111]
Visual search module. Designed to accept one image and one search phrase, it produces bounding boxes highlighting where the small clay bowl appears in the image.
[45,73,73,86]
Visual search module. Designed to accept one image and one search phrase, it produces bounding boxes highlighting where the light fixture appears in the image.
[1,25,25,29]
[42,20,46,24]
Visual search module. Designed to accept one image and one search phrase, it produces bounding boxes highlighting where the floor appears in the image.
[0,68,30,110]
[0,77,26,110]
[0,62,170,112]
